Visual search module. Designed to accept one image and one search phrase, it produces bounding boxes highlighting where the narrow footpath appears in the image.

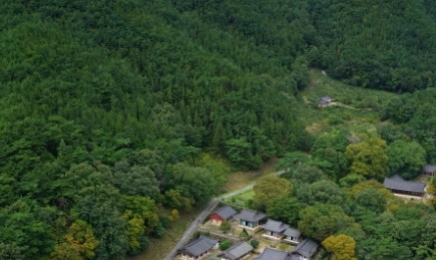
[162,169,288,260]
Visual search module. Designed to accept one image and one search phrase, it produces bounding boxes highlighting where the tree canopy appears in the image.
[3,0,436,259]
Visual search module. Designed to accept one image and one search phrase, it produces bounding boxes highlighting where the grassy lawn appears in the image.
[222,189,255,209]
[300,69,397,135]
[304,69,396,110]
[225,158,279,191]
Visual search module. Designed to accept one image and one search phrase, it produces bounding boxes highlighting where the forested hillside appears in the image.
[0,1,310,259]
[3,0,436,259]
[309,0,436,92]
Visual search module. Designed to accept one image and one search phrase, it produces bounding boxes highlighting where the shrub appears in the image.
[219,221,231,233]
[219,240,232,251]
[250,239,260,249]
[240,228,249,238]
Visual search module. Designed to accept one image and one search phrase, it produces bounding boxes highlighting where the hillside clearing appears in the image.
[300,69,397,135]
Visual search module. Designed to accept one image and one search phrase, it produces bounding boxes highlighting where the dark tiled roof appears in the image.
[291,239,318,258]
[423,165,436,173]
[254,248,289,260]
[260,219,289,233]
[284,227,301,238]
[234,209,267,222]
[288,255,301,260]
[383,176,425,194]
[220,241,253,260]
[212,205,237,220]
[182,236,219,257]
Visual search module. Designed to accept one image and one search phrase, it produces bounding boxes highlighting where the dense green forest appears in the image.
[3,0,436,259]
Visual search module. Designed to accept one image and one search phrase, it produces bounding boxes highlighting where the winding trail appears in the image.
[162,168,288,260]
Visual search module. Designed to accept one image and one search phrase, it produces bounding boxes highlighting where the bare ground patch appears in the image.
[225,158,279,191]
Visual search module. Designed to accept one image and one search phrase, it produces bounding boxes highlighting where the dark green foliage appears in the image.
[310,131,349,180]
[152,221,167,239]
[266,197,301,226]
[0,243,24,260]
[354,187,387,215]
[0,199,54,259]
[0,1,314,257]
[380,89,436,163]
[219,240,232,251]
[250,239,260,249]
[298,203,355,241]
[309,0,436,92]
[112,161,161,198]
[127,235,150,256]
[3,0,436,258]
[165,163,219,206]
[297,180,346,206]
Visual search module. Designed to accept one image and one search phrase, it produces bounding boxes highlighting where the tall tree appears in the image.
[345,135,388,179]
[386,140,426,179]
[253,176,293,209]
[298,204,356,241]
[322,234,357,260]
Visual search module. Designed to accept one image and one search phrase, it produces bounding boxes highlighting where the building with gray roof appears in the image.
[423,165,436,176]
[318,96,333,107]
[383,175,426,197]
[283,227,302,244]
[254,248,290,260]
[178,235,219,260]
[218,241,253,260]
[209,205,237,225]
[234,209,267,229]
[290,238,318,259]
[260,219,289,239]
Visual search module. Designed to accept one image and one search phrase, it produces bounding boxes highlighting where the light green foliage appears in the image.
[386,140,426,179]
[276,152,311,171]
[164,189,193,210]
[239,228,249,239]
[122,196,159,234]
[51,220,99,260]
[253,176,293,209]
[169,209,180,222]
[339,173,365,188]
[345,135,388,179]
[322,234,357,260]
[349,180,393,201]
